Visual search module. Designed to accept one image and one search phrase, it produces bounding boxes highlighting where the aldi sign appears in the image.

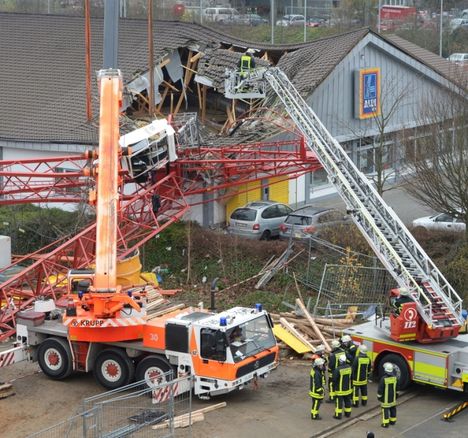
[355,68,381,119]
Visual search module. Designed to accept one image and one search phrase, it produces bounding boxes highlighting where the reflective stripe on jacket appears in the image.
[352,353,371,385]
[332,364,352,396]
[309,367,324,399]
[377,374,398,407]
[240,55,252,72]
[328,349,346,375]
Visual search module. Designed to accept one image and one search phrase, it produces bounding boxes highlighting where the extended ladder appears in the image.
[262,68,463,336]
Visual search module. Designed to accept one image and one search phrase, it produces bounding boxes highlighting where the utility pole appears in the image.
[377,0,381,33]
[439,0,444,57]
[271,0,275,44]
[303,0,307,43]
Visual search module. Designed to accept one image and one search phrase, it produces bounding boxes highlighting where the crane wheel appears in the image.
[37,337,73,380]
[136,355,174,388]
[94,348,135,389]
[378,353,411,389]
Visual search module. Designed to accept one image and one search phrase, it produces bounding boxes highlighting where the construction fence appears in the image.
[28,373,193,438]
[313,263,396,319]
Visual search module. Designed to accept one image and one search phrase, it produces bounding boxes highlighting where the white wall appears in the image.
[0,235,11,269]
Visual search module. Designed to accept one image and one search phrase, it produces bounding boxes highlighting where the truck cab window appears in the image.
[200,328,227,362]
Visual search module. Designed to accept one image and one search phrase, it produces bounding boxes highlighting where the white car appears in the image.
[412,213,466,233]
[276,15,306,27]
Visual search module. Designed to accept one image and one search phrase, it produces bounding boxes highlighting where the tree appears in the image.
[402,76,468,238]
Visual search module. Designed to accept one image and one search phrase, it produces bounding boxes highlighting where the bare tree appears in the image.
[402,76,468,238]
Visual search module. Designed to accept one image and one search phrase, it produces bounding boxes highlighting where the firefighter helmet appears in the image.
[331,339,341,349]
[315,344,325,353]
[314,358,325,367]
[341,335,352,343]
[399,288,410,296]
[359,344,368,353]
[383,362,394,373]
[338,355,347,364]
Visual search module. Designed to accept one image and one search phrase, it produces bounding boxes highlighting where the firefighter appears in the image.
[238,49,256,79]
[352,344,371,407]
[332,355,353,419]
[377,362,399,428]
[327,339,346,402]
[341,334,358,364]
[309,358,325,420]
[391,288,414,315]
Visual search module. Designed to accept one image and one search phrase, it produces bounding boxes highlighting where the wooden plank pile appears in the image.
[152,402,226,430]
[271,299,357,359]
[0,382,15,399]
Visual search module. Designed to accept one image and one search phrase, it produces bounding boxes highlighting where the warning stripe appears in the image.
[0,351,15,368]
[152,383,179,404]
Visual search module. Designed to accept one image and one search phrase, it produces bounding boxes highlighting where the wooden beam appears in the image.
[279,317,316,352]
[157,85,169,112]
[159,57,170,68]
[162,80,179,92]
[295,298,331,352]
[190,52,203,63]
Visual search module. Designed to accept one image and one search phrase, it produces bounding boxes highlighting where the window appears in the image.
[261,206,278,219]
[231,208,256,221]
[228,316,276,363]
[435,214,453,223]
[276,205,292,216]
[200,328,227,362]
[286,215,312,226]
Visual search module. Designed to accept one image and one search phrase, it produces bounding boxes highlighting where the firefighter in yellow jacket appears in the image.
[309,358,325,420]
[352,344,372,407]
[332,355,353,419]
[377,362,399,428]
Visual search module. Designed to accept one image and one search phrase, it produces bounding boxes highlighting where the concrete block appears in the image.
[0,235,11,269]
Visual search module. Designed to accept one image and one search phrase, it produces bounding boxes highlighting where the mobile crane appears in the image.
[0,59,326,396]
[225,67,467,393]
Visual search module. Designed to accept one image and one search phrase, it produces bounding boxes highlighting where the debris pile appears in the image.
[271,299,357,360]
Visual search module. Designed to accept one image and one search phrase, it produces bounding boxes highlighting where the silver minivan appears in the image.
[203,7,240,23]
[228,201,293,240]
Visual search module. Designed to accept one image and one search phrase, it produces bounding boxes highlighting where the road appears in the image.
[1,357,467,437]
[312,186,435,226]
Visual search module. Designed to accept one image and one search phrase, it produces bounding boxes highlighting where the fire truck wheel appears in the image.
[37,337,73,380]
[378,354,410,389]
[94,348,135,390]
[136,356,173,388]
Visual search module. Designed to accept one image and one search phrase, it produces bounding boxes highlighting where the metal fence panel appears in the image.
[29,374,192,438]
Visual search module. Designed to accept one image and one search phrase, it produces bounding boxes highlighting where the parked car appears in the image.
[449,18,468,31]
[448,53,468,65]
[276,14,306,27]
[202,7,240,23]
[412,213,466,233]
[228,201,293,240]
[236,13,268,26]
[279,206,351,240]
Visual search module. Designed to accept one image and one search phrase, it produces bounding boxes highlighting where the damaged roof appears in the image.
[277,28,369,96]
[0,13,308,145]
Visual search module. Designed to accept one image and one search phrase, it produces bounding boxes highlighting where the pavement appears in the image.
[311,186,435,226]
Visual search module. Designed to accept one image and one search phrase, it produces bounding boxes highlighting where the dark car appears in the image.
[279,206,351,240]
[237,13,268,26]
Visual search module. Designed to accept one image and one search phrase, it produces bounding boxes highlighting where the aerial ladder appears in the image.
[225,67,463,343]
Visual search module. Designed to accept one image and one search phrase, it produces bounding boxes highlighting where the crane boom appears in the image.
[94,69,122,292]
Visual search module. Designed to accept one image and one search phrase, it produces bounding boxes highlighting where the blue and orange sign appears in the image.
[356,68,381,119]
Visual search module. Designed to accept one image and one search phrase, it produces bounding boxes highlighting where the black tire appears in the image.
[94,348,135,389]
[260,230,271,240]
[37,337,73,380]
[136,355,174,388]
[378,353,411,389]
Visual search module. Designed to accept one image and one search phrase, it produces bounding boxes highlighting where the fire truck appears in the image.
[380,4,417,31]
[224,67,467,394]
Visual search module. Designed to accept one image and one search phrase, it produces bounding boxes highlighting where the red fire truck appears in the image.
[380,5,416,31]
